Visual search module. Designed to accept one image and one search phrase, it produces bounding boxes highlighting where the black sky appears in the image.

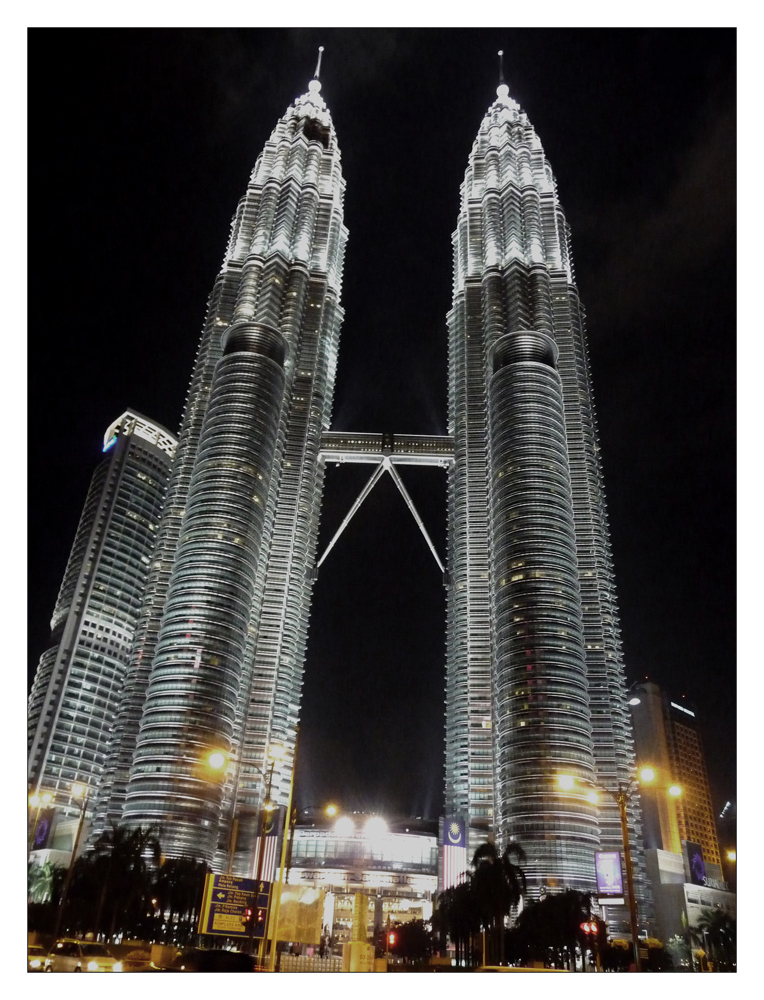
[27,28,736,823]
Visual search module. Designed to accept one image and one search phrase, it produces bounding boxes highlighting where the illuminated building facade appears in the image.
[287,812,437,950]
[92,68,347,868]
[445,78,642,902]
[67,61,644,913]
[630,681,721,867]
[27,411,177,811]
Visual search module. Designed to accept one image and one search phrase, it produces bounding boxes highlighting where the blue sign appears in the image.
[199,873,270,938]
[595,851,624,895]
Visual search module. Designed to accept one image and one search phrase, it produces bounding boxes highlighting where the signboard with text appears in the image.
[595,851,624,896]
[198,873,270,938]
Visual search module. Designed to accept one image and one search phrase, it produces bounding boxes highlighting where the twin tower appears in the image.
[32,65,640,898]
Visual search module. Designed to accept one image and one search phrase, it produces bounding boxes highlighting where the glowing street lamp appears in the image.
[325,804,338,817]
[51,782,89,944]
[558,768,681,972]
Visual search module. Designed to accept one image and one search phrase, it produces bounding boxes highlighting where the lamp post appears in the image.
[267,727,299,972]
[205,745,284,878]
[51,782,89,944]
[558,768,681,973]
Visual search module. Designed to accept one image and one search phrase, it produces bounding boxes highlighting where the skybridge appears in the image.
[315,432,454,577]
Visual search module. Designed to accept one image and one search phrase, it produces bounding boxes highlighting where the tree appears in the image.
[387,919,433,965]
[695,908,736,971]
[434,840,527,967]
[153,856,210,945]
[83,823,162,941]
[514,889,593,970]
[28,859,65,904]
[471,841,527,965]
[435,880,480,966]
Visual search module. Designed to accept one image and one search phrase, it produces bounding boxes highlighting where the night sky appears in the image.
[27,29,736,825]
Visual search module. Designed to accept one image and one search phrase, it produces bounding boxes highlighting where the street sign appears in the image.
[198,873,270,938]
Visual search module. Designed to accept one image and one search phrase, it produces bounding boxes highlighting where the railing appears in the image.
[279,953,342,973]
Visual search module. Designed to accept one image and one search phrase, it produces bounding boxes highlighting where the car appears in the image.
[476,965,570,972]
[44,939,123,972]
[168,948,256,972]
[28,944,47,972]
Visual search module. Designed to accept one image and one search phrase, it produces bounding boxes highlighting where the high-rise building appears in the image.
[445,77,641,903]
[92,65,347,869]
[77,60,644,917]
[27,411,177,812]
[630,680,721,868]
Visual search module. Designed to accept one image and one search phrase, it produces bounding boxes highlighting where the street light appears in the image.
[558,769,681,973]
[51,782,89,944]
[206,744,284,877]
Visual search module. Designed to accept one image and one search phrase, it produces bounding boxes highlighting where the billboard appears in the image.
[595,851,624,895]
[32,809,55,851]
[683,841,707,886]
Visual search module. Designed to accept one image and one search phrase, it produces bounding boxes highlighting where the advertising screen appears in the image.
[595,851,624,895]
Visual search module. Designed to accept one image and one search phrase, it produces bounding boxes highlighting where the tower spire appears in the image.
[496,49,510,102]
[313,45,324,81]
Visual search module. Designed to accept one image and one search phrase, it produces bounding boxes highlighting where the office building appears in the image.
[73,60,645,919]
[445,76,642,905]
[91,65,347,868]
[630,680,721,867]
[27,411,177,813]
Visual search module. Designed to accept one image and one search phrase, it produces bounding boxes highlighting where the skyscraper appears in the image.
[92,63,347,869]
[630,680,721,868]
[28,411,177,811]
[69,57,646,915]
[445,74,642,900]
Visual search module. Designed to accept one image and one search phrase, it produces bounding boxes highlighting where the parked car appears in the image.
[45,939,123,972]
[28,944,47,972]
[168,948,255,972]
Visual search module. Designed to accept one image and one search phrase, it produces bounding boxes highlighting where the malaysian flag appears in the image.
[252,805,285,883]
[441,816,467,890]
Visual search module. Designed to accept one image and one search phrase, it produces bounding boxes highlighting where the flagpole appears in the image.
[267,726,299,972]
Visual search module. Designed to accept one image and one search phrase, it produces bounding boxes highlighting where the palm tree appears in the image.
[436,880,480,966]
[28,859,65,904]
[471,840,527,965]
[695,908,736,971]
[514,888,592,970]
[153,856,209,945]
[88,823,162,941]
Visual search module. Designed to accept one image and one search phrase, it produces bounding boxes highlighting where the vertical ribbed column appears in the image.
[123,323,286,862]
[489,330,599,891]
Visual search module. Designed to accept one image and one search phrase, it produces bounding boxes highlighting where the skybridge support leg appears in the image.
[314,461,387,574]
[386,461,446,574]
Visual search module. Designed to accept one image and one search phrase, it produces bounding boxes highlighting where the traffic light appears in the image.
[242,907,254,930]
[579,921,597,935]
[388,931,397,948]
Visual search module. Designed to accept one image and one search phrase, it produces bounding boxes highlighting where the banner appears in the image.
[253,805,286,882]
[441,816,467,890]
[32,809,55,850]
